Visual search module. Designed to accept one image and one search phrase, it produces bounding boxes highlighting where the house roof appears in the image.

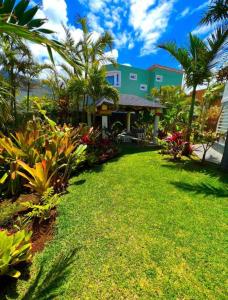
[148,64,183,74]
[96,94,164,109]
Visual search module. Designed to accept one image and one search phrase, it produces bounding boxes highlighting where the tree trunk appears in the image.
[221,131,228,171]
[186,85,197,142]
[26,81,30,112]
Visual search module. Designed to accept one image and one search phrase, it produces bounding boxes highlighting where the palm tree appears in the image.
[67,65,119,125]
[0,0,72,65]
[159,28,228,141]
[0,77,13,129]
[62,18,116,121]
[21,60,52,112]
[0,36,32,124]
[87,64,119,124]
[201,0,228,25]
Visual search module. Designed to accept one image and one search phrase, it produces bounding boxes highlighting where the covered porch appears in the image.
[95,94,164,143]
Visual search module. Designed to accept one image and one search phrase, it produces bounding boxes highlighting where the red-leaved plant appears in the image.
[164,132,193,160]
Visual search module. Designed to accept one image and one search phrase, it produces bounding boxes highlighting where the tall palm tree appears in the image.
[21,60,52,112]
[0,36,32,124]
[62,18,116,121]
[159,28,228,141]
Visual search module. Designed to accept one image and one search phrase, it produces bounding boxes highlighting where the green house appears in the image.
[105,63,183,98]
[95,63,183,142]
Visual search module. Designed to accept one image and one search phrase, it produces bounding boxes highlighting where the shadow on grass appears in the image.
[0,247,81,300]
[21,247,81,300]
[161,158,228,185]
[172,181,228,198]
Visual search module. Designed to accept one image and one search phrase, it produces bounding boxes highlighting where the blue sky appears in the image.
[32,0,213,70]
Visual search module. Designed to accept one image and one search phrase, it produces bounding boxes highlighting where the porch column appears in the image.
[153,113,160,144]
[102,115,108,138]
[127,112,131,133]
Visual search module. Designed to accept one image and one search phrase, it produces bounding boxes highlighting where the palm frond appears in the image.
[200,0,228,25]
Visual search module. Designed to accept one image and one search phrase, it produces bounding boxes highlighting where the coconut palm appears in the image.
[159,28,228,141]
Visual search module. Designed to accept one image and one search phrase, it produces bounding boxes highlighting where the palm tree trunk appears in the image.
[221,131,228,171]
[186,85,197,142]
[26,80,30,112]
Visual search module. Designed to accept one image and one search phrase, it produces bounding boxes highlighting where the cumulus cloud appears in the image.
[129,0,176,56]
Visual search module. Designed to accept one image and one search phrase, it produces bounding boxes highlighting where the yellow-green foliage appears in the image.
[23,188,60,222]
[0,229,32,278]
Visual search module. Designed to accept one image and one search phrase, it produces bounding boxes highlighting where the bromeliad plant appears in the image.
[0,229,32,278]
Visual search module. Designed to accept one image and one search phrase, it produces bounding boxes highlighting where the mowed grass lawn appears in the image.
[14,146,227,299]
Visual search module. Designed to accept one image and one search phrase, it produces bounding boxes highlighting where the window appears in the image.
[106,71,121,87]
[140,84,147,91]
[129,73,137,80]
[156,75,163,82]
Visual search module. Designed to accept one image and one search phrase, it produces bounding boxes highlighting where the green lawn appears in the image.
[6,146,228,299]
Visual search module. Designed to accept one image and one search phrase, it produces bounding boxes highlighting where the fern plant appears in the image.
[23,188,60,222]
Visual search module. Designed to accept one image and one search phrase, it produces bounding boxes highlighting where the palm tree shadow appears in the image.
[172,181,228,198]
[21,247,81,300]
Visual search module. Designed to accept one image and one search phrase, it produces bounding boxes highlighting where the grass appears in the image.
[4,145,228,299]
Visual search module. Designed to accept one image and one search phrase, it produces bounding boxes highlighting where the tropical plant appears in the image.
[62,17,117,122]
[21,60,52,112]
[23,187,59,222]
[151,86,190,132]
[17,159,59,195]
[194,130,221,163]
[199,83,224,131]
[161,132,193,160]
[0,0,71,64]
[200,0,228,26]
[0,229,32,278]
[159,28,228,141]
[0,36,32,124]
[0,78,13,128]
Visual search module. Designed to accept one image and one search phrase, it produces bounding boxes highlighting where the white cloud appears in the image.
[176,1,209,20]
[129,0,176,56]
[104,49,119,62]
[192,24,213,36]
[177,7,190,19]
[122,63,132,67]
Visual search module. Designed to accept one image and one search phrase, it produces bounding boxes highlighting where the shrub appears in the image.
[162,131,193,160]
[0,229,32,278]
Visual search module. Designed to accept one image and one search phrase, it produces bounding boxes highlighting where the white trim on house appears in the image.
[106,71,121,87]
